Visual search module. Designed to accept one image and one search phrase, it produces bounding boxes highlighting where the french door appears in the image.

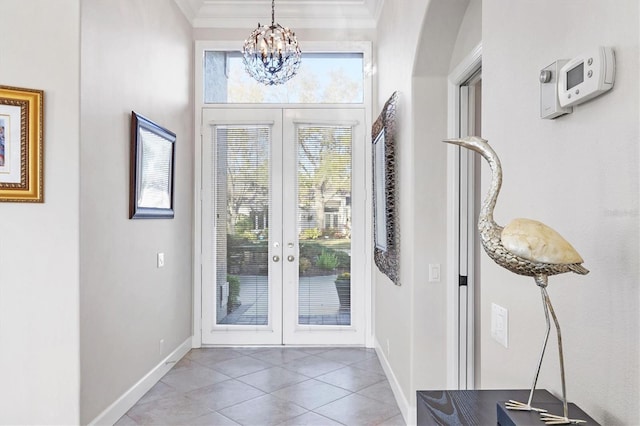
[201,108,366,345]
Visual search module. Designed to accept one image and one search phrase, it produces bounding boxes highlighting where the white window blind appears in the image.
[297,125,352,326]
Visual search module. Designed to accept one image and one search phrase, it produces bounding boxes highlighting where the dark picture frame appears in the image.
[372,91,399,285]
[0,85,44,203]
[129,111,176,219]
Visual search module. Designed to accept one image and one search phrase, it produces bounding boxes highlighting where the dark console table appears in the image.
[417,389,599,425]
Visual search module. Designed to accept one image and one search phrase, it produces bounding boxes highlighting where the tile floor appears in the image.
[116,347,405,426]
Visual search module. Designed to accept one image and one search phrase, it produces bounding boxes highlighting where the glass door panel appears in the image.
[216,126,270,326]
[296,125,352,326]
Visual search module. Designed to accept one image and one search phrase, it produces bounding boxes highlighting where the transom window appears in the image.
[203,51,364,104]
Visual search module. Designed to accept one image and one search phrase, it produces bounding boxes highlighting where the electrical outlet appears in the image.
[157,252,165,268]
[491,303,509,348]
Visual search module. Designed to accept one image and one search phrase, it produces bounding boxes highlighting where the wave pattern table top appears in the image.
[417,389,559,425]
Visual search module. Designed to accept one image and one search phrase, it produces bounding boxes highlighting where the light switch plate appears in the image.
[491,303,509,348]
[157,252,165,268]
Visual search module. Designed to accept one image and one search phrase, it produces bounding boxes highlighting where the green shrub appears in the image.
[234,215,253,235]
[322,228,342,238]
[300,242,350,270]
[240,230,258,241]
[316,250,339,270]
[336,272,351,280]
[300,228,321,240]
[227,275,240,314]
[228,233,249,248]
[227,274,240,293]
[299,257,311,274]
[334,250,350,267]
[299,242,322,260]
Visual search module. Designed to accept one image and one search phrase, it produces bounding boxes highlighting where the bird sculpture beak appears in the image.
[443,138,466,146]
[443,136,488,149]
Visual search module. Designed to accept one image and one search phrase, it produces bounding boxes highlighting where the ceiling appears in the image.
[174,0,384,29]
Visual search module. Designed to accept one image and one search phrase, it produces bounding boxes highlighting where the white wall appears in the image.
[375,1,431,411]
[378,2,640,423]
[412,0,478,396]
[481,1,639,423]
[0,1,81,424]
[449,0,481,74]
[375,0,477,417]
[79,0,194,423]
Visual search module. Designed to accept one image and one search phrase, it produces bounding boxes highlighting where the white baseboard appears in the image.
[89,337,192,426]
[191,334,202,349]
[374,339,416,426]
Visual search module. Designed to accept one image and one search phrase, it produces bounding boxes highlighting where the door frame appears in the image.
[446,42,482,389]
[192,40,373,348]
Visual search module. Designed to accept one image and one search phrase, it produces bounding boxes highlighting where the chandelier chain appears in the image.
[271,0,275,26]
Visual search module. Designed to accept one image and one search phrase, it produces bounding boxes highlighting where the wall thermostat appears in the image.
[558,46,615,108]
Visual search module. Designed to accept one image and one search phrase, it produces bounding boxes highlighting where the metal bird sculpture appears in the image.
[444,136,589,425]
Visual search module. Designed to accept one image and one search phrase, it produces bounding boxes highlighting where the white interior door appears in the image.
[201,107,365,346]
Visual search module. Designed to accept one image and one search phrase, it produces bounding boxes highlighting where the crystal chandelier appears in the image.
[242,0,302,86]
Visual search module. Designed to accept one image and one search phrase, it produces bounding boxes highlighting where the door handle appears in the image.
[273,255,280,262]
[287,255,295,262]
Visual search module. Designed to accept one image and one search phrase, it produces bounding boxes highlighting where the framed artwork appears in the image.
[129,111,176,219]
[372,91,399,285]
[0,86,44,202]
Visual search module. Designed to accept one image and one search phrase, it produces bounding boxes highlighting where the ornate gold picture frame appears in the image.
[0,86,44,202]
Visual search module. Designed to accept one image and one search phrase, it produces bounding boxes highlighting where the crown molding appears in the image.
[174,0,383,29]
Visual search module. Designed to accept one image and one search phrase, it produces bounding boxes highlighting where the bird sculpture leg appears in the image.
[505,277,550,414]
[538,287,586,425]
